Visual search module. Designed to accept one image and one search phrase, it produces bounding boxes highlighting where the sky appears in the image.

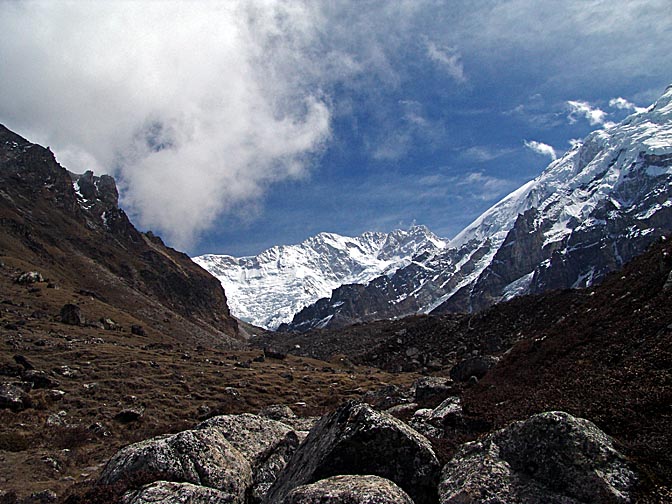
[1,1,671,257]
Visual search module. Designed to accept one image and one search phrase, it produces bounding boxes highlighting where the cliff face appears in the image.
[0,124,239,347]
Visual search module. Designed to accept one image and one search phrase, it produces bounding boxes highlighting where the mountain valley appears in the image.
[0,86,671,504]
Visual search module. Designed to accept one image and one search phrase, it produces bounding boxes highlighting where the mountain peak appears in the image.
[194,226,445,329]
[282,85,672,331]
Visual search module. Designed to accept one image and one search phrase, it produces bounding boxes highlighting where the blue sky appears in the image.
[1,1,671,256]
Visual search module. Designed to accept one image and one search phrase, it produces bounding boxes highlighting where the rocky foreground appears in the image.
[82,397,636,504]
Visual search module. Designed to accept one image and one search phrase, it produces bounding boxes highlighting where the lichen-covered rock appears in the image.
[264,401,441,504]
[439,411,637,503]
[281,475,414,504]
[16,271,44,284]
[97,428,251,501]
[196,413,303,503]
[121,481,237,504]
[196,413,293,464]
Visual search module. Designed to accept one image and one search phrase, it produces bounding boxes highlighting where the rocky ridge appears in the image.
[283,84,672,331]
[0,124,239,346]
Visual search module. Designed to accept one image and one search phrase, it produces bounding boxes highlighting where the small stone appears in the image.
[113,408,144,423]
[22,370,60,389]
[413,376,453,403]
[450,355,499,382]
[130,325,146,336]
[100,318,118,330]
[16,271,44,285]
[258,404,297,421]
[0,382,31,411]
[13,354,34,370]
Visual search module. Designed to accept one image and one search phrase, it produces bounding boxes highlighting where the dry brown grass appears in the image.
[0,258,420,501]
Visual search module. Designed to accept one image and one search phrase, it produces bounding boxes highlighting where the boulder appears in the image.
[281,475,415,504]
[196,413,302,503]
[264,400,441,504]
[121,481,237,504]
[0,382,31,411]
[97,428,252,501]
[59,303,83,325]
[449,355,498,382]
[413,376,452,403]
[439,411,637,503]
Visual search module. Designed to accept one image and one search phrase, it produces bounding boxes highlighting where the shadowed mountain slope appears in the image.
[0,124,239,347]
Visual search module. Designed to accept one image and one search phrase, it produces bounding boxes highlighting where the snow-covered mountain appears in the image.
[284,84,672,331]
[193,226,446,329]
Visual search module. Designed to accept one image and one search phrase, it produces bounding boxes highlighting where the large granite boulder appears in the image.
[281,475,414,504]
[121,481,236,504]
[439,411,637,503]
[97,428,251,501]
[196,413,303,503]
[264,401,441,504]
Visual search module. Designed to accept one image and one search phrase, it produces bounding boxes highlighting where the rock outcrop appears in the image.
[281,475,414,504]
[264,401,441,504]
[439,411,637,503]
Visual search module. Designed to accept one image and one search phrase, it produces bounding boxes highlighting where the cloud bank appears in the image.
[0,2,333,248]
[1,0,670,251]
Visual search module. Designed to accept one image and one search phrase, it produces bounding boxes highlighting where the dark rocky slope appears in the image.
[0,124,238,347]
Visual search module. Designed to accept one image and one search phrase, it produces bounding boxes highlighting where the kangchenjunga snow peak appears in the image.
[193,226,446,329]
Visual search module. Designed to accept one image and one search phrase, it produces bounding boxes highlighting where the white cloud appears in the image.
[458,172,514,201]
[462,146,514,162]
[0,1,337,249]
[609,97,648,113]
[425,40,467,83]
[524,140,557,160]
[566,100,616,129]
